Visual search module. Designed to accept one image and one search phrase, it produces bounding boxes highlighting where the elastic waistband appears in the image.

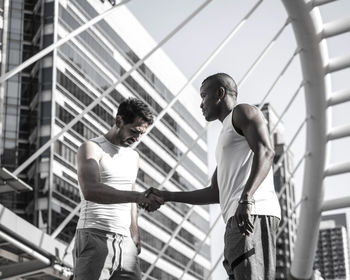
[77,227,128,238]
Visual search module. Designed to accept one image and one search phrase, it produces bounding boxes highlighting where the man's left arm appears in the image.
[130,182,141,254]
[233,104,275,235]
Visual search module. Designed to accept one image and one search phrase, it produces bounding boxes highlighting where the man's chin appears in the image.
[120,142,131,147]
[205,115,215,122]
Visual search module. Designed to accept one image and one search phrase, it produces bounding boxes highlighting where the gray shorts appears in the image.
[223,215,280,280]
[73,228,141,280]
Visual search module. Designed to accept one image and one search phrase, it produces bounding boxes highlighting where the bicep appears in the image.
[235,106,273,152]
[210,168,218,191]
[77,142,101,197]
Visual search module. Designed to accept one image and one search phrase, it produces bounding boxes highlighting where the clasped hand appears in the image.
[138,187,164,212]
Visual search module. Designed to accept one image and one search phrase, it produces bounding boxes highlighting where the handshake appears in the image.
[137,187,165,212]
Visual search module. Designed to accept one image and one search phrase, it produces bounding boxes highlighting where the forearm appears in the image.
[130,221,139,242]
[241,148,274,200]
[161,187,219,205]
[83,183,142,204]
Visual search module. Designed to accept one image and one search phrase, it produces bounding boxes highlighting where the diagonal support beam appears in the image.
[258,48,299,109]
[0,0,131,85]
[276,196,307,239]
[178,213,222,280]
[141,205,197,279]
[312,0,339,7]
[277,152,309,199]
[139,0,263,142]
[0,260,50,280]
[270,81,304,134]
[238,18,291,87]
[51,203,81,239]
[13,0,213,176]
[273,117,308,173]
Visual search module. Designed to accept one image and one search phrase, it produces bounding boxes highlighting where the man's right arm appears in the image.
[157,168,219,205]
[78,141,162,207]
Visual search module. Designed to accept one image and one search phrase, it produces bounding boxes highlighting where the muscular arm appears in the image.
[233,104,275,201]
[130,183,141,254]
[77,141,145,204]
[160,168,219,204]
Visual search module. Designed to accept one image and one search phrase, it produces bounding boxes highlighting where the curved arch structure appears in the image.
[281,0,331,279]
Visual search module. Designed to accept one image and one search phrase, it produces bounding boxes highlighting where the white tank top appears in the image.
[215,108,281,223]
[77,136,139,236]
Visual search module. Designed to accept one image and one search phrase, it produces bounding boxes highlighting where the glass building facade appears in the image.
[0,0,211,279]
[261,103,298,280]
[314,219,350,280]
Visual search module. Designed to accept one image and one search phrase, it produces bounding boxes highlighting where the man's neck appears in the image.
[218,101,237,122]
[104,127,120,146]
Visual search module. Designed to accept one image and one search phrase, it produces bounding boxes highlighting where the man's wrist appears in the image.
[135,192,144,204]
[161,191,171,202]
[238,194,255,205]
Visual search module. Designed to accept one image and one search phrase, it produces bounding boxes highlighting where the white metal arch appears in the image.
[281,0,350,279]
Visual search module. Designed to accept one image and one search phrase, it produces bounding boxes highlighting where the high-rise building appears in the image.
[314,215,350,280]
[0,1,211,279]
[260,103,298,280]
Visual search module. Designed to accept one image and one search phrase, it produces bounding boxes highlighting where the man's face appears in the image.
[200,81,221,121]
[117,116,149,147]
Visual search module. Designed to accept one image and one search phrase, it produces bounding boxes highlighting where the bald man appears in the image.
[144,73,281,279]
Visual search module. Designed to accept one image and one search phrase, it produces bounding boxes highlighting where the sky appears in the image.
[124,0,350,278]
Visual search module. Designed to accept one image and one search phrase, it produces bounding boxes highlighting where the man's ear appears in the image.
[218,86,226,100]
[115,115,124,128]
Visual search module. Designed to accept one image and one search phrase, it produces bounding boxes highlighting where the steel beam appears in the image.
[0,231,50,265]
[327,88,350,106]
[273,117,308,173]
[270,82,304,134]
[258,49,299,109]
[322,16,350,38]
[312,0,339,7]
[322,196,350,211]
[0,204,72,267]
[0,167,32,193]
[178,213,222,280]
[324,161,350,177]
[0,260,49,280]
[277,153,309,199]
[140,0,263,141]
[238,18,290,87]
[326,53,350,73]
[276,197,306,239]
[327,124,350,140]
[281,1,331,279]
[12,0,213,176]
[0,0,131,85]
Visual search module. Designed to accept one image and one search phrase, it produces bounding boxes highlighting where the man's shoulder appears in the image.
[79,139,103,155]
[234,103,259,116]
[233,103,262,123]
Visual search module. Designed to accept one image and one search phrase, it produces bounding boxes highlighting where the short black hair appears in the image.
[117,98,153,125]
[202,73,238,97]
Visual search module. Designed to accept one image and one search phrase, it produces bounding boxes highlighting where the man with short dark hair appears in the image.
[145,73,281,279]
[73,98,162,280]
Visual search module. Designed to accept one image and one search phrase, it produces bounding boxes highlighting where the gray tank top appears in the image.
[77,136,139,235]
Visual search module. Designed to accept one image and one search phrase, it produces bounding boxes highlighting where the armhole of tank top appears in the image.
[231,106,245,137]
[90,136,104,148]
[88,137,104,162]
